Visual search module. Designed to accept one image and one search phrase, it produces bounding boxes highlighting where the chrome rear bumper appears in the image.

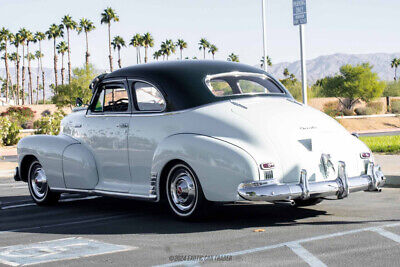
[238,161,385,202]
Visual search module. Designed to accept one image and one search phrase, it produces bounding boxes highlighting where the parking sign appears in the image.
[293,0,307,25]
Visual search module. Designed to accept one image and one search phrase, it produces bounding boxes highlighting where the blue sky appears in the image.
[1,0,399,69]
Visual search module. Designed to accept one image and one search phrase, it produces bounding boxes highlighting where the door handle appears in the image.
[117,123,129,128]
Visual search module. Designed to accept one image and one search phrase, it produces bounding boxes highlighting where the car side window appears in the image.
[134,82,166,112]
[91,83,130,113]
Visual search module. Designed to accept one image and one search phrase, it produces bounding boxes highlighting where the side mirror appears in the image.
[75,97,83,107]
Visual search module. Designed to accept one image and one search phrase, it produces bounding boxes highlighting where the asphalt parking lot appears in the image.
[1,171,400,267]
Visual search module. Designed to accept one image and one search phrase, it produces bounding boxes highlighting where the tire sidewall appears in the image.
[166,163,201,218]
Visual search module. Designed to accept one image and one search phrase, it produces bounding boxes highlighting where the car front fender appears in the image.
[17,134,79,188]
[152,134,260,202]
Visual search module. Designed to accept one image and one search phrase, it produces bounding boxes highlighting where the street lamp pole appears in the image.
[262,0,268,72]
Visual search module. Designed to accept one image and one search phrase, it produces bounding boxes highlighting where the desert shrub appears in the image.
[366,101,383,114]
[0,116,21,146]
[323,101,343,117]
[0,106,35,126]
[41,109,51,117]
[354,107,374,115]
[34,110,65,135]
[342,109,355,116]
[391,101,400,114]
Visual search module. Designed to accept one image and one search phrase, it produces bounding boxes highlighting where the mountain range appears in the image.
[266,52,400,84]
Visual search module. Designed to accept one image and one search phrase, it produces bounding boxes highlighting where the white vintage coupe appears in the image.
[15,61,385,219]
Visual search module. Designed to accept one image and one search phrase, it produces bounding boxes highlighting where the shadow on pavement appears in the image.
[2,196,399,235]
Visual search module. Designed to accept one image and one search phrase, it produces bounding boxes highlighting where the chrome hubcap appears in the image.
[170,169,196,212]
[31,167,47,198]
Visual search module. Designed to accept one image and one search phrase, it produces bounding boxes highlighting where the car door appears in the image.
[127,79,167,196]
[82,79,132,192]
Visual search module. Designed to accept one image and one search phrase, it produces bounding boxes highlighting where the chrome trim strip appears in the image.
[51,188,157,201]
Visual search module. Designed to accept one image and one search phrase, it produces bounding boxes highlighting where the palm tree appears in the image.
[153,50,162,61]
[227,53,239,62]
[56,41,68,85]
[111,35,125,68]
[11,34,22,104]
[24,30,34,104]
[34,50,43,104]
[260,56,272,69]
[101,7,119,71]
[62,15,77,83]
[34,31,46,102]
[130,34,142,64]
[198,38,210,59]
[78,18,96,67]
[18,28,30,104]
[9,53,18,102]
[0,28,13,103]
[160,39,175,60]
[208,44,218,60]
[142,32,154,63]
[391,58,399,81]
[176,39,187,60]
[46,24,64,88]
[25,52,35,103]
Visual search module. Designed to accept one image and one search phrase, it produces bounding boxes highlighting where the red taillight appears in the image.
[360,152,371,159]
[260,162,275,170]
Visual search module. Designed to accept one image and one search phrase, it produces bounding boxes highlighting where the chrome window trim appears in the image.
[205,71,286,97]
[87,78,132,116]
[128,78,167,113]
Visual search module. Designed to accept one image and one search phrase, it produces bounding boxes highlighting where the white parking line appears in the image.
[155,222,400,267]
[286,242,327,267]
[0,214,130,235]
[1,196,101,210]
[1,203,36,210]
[371,228,400,243]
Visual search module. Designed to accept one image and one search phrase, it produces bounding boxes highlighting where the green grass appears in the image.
[360,135,400,153]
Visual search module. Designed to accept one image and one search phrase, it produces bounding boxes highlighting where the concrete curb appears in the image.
[336,114,398,119]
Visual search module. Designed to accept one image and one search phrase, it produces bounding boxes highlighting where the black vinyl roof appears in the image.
[104,60,289,111]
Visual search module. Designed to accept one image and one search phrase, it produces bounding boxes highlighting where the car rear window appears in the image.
[207,74,284,97]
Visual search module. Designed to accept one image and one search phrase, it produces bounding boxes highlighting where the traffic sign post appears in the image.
[293,0,308,105]
[261,0,268,72]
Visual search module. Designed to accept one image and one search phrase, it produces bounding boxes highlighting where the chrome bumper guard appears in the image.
[238,161,386,202]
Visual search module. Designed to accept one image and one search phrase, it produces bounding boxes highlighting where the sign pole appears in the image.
[299,24,307,105]
[262,0,268,72]
[292,0,308,105]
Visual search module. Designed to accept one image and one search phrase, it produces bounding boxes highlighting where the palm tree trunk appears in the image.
[39,40,45,104]
[144,46,148,63]
[203,48,205,59]
[180,48,183,60]
[3,43,10,103]
[212,53,215,60]
[27,43,33,104]
[21,45,25,105]
[53,38,58,89]
[108,24,113,71]
[118,48,121,68]
[42,70,45,104]
[67,28,72,84]
[61,54,65,85]
[138,48,142,63]
[395,68,397,81]
[16,47,20,105]
[85,31,89,68]
[36,58,40,105]
[136,47,139,64]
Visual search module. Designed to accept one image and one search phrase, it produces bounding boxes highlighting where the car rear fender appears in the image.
[152,134,260,202]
